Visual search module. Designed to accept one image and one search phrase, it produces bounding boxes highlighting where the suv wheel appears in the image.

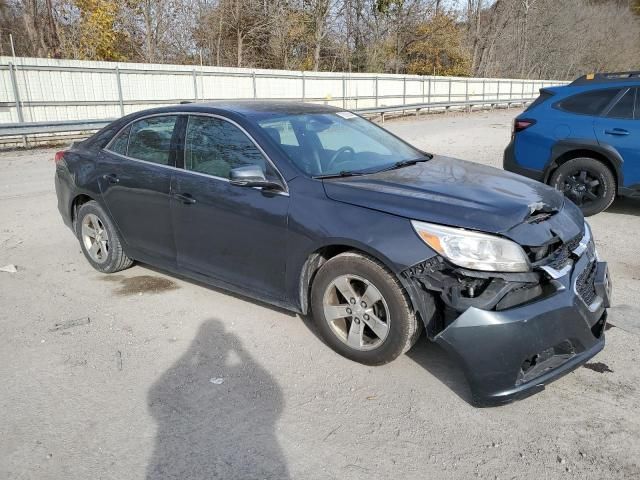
[549,157,616,216]
[310,252,423,365]
[76,201,133,273]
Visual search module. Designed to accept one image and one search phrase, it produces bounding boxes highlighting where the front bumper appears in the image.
[432,252,610,406]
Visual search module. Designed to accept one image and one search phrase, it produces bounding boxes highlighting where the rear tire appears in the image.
[76,201,133,273]
[549,157,616,216]
[310,252,423,365]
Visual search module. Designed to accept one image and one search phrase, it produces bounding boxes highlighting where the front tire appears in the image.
[310,252,423,365]
[76,201,133,273]
[549,157,616,216]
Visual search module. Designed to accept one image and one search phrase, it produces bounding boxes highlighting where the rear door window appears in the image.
[126,116,178,165]
[557,89,621,116]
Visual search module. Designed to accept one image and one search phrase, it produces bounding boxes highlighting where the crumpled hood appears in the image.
[323,156,583,246]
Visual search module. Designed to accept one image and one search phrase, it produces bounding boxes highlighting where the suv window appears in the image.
[606,88,636,120]
[109,125,131,155]
[184,115,273,180]
[126,116,177,165]
[558,89,621,116]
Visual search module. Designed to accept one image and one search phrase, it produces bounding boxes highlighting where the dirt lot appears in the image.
[1,108,639,480]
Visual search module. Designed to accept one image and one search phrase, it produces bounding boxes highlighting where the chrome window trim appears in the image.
[103,111,289,196]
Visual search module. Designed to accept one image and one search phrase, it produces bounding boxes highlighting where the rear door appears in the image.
[594,88,640,187]
[170,114,289,300]
[99,115,180,263]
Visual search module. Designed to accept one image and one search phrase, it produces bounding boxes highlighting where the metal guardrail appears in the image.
[0,59,564,145]
[0,97,534,139]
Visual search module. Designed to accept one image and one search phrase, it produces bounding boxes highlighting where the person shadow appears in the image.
[146,318,290,479]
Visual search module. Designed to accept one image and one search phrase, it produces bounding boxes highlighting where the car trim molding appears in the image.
[103,111,289,196]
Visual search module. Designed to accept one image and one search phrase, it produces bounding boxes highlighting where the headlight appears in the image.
[411,220,530,272]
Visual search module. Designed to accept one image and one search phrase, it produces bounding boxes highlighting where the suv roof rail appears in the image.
[570,71,640,86]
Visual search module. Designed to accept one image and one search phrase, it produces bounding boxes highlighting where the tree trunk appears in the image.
[237,29,243,67]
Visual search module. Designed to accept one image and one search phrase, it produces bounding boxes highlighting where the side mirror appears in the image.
[229,165,283,191]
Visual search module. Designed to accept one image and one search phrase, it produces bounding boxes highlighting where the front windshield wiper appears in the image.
[373,156,432,173]
[312,170,367,179]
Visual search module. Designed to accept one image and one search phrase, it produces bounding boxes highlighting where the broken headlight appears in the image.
[411,220,531,273]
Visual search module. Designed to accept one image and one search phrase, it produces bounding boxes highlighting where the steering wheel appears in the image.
[326,146,355,171]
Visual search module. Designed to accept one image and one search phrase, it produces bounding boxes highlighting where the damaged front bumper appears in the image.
[404,232,611,407]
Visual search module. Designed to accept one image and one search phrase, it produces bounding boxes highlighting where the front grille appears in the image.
[566,235,582,251]
[546,244,572,270]
[576,261,597,305]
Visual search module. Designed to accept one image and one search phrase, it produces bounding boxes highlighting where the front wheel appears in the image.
[549,157,616,216]
[310,252,423,365]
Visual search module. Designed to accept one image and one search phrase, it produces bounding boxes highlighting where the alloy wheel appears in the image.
[81,213,110,263]
[322,274,390,351]
[561,169,603,207]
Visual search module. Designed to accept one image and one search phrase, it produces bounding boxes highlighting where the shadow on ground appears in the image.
[405,334,473,404]
[607,196,640,216]
[300,312,475,406]
[146,319,290,479]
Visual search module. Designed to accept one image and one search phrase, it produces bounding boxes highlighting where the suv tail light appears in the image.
[513,119,536,133]
[54,151,66,164]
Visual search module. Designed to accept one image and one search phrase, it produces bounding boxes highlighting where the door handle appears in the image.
[604,128,630,136]
[103,173,119,184]
[172,192,197,205]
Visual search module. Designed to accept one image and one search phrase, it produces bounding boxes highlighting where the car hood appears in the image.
[322,156,583,246]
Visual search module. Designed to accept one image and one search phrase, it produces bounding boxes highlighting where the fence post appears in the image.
[115,66,125,116]
[448,78,452,103]
[252,71,257,99]
[403,75,406,106]
[375,76,379,107]
[192,69,198,101]
[482,79,486,104]
[8,62,26,147]
[465,79,469,112]
[301,72,305,101]
[342,74,347,109]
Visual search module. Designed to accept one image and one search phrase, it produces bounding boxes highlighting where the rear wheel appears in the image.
[310,252,423,365]
[76,201,133,273]
[549,157,616,216]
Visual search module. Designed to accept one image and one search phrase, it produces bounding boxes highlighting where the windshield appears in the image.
[256,112,428,177]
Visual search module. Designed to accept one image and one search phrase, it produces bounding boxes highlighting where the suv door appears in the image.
[594,88,640,187]
[99,115,180,263]
[170,114,289,301]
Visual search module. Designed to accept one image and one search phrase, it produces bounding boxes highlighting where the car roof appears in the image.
[163,100,344,116]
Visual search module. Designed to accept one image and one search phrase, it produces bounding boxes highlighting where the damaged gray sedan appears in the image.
[55,101,611,406]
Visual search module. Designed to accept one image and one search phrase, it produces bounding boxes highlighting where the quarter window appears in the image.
[184,116,273,180]
[109,125,130,155]
[558,89,621,116]
[606,88,636,120]
[126,116,177,165]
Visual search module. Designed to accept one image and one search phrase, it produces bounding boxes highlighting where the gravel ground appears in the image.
[1,108,639,480]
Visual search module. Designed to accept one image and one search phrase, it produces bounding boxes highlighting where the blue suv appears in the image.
[504,72,640,216]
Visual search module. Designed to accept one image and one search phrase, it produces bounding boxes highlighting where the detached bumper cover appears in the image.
[432,253,609,406]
